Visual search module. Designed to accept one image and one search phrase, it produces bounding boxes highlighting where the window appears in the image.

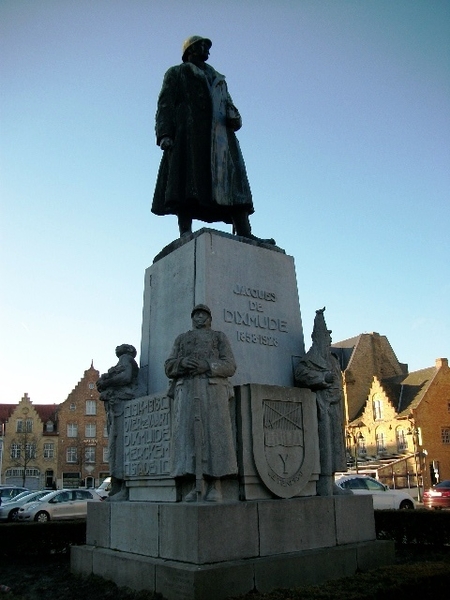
[103,425,108,438]
[85,423,96,438]
[441,427,450,444]
[448,401,450,413]
[70,402,76,411]
[103,447,109,463]
[43,442,54,458]
[67,423,78,437]
[25,443,36,459]
[373,399,383,421]
[16,418,33,433]
[66,447,78,463]
[376,432,387,454]
[88,383,95,390]
[396,429,408,452]
[85,400,97,415]
[11,443,21,459]
[5,467,39,477]
[85,447,95,463]
[365,479,385,491]
[340,478,367,490]
[45,420,54,433]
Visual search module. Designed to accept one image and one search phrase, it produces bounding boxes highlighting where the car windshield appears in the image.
[38,491,59,502]
[2,491,30,503]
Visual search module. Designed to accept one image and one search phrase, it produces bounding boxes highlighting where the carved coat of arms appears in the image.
[251,386,317,498]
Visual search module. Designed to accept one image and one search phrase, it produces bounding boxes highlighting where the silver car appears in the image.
[335,474,415,509]
[17,488,103,522]
[0,490,50,522]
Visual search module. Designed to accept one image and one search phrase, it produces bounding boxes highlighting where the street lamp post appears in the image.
[0,422,4,485]
[346,429,365,474]
[407,426,423,503]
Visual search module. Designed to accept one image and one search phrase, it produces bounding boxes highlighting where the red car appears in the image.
[423,480,450,509]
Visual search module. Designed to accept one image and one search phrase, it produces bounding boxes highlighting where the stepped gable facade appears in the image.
[57,363,109,489]
[331,332,408,423]
[0,393,58,489]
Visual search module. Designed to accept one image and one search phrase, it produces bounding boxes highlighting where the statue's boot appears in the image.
[232,211,276,246]
[178,212,193,237]
[205,479,222,502]
[185,486,198,502]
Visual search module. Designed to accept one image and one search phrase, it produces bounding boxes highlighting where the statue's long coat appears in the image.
[165,328,238,478]
[152,62,254,223]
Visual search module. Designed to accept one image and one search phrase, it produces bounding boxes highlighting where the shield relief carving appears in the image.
[251,387,317,498]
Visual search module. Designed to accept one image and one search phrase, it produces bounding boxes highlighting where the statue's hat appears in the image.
[182,36,212,62]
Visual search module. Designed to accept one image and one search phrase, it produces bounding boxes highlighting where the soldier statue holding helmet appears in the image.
[152,35,274,244]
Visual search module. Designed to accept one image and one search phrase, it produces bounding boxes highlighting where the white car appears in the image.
[335,474,415,509]
[0,490,50,521]
[95,477,111,500]
[17,488,103,522]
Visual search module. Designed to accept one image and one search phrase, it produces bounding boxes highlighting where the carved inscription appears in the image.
[123,395,171,477]
[223,284,288,348]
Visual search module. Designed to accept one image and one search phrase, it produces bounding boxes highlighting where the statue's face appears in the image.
[187,39,210,63]
[192,309,211,329]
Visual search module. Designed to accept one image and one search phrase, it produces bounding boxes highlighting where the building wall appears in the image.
[1,394,58,489]
[414,358,450,488]
[57,365,109,489]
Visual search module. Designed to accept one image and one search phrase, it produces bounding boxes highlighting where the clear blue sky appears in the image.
[1,0,449,404]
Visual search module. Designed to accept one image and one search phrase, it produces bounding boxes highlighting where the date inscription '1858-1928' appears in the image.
[224,284,288,348]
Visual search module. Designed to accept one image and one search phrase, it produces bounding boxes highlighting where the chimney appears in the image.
[435,358,448,369]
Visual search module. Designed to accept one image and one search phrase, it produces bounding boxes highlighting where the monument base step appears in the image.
[72,540,394,600]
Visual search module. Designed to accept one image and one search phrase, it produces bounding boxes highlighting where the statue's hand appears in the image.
[324,372,334,384]
[160,137,173,151]
[192,359,209,375]
[226,117,241,131]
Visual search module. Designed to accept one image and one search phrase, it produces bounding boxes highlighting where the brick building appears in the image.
[57,363,109,489]
[333,333,450,493]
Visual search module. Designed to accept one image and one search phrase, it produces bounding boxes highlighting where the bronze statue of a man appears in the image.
[165,304,238,502]
[152,35,274,245]
[97,344,140,500]
[294,308,347,496]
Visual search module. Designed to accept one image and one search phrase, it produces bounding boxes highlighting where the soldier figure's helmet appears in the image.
[182,36,212,62]
[191,304,212,318]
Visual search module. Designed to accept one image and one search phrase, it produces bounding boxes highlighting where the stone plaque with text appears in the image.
[123,394,171,478]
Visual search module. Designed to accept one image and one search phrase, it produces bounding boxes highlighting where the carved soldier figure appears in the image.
[97,344,140,500]
[165,305,238,502]
[152,35,274,245]
[294,308,347,496]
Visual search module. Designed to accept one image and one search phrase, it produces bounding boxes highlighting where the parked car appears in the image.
[0,486,29,504]
[17,488,103,522]
[335,475,415,509]
[423,480,450,510]
[95,476,111,499]
[0,490,50,522]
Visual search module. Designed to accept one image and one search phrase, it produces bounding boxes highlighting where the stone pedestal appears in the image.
[72,495,394,600]
[139,229,305,395]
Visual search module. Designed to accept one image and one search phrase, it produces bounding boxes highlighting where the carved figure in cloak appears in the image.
[165,305,238,502]
[152,35,275,245]
[97,344,140,500]
[294,308,347,496]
